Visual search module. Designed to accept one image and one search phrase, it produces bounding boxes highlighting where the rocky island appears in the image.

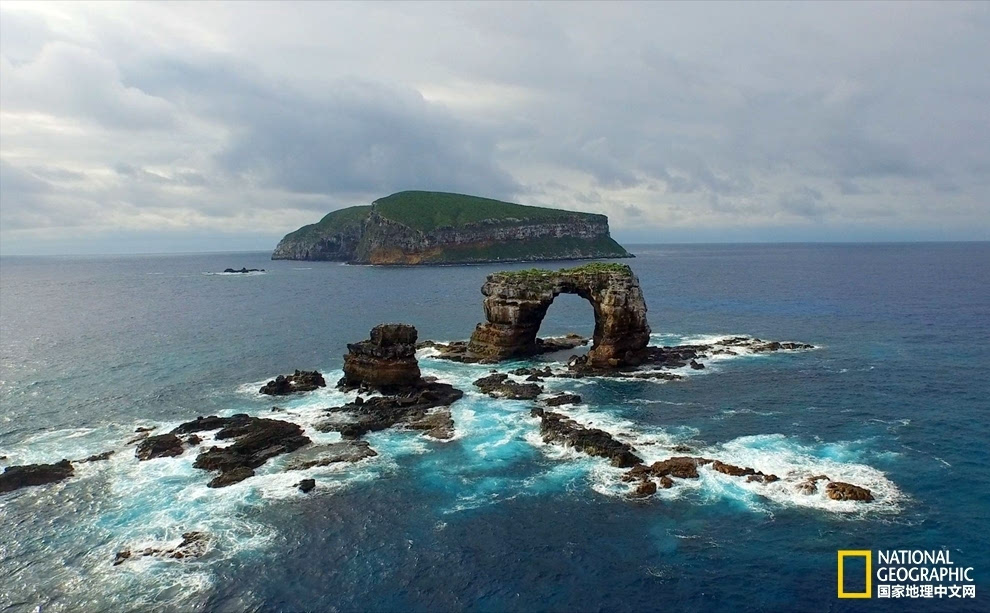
[271,190,631,264]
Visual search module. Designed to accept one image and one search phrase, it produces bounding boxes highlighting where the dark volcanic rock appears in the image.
[193,418,310,473]
[297,478,316,493]
[537,410,642,468]
[80,451,115,463]
[825,481,874,502]
[114,531,211,566]
[136,433,184,461]
[544,393,582,407]
[0,459,74,494]
[285,441,378,470]
[207,466,254,488]
[623,456,778,489]
[172,415,310,487]
[223,268,264,273]
[315,382,463,439]
[259,370,326,395]
[339,324,421,391]
[405,408,455,440]
[473,373,543,400]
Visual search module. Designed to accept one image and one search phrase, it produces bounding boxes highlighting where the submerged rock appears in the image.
[135,433,184,461]
[797,474,830,494]
[285,441,379,470]
[405,408,456,440]
[259,370,326,395]
[113,531,211,566]
[80,451,115,463]
[535,408,642,468]
[0,459,74,494]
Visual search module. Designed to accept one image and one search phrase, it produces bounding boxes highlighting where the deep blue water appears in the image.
[1,243,988,612]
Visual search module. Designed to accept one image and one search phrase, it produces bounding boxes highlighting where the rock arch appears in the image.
[466,264,651,368]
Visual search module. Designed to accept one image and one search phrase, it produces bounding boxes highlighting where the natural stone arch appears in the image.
[466,264,651,368]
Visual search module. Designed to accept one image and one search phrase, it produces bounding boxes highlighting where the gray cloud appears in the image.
[1,1,988,254]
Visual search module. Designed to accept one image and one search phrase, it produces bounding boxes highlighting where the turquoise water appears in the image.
[1,244,988,611]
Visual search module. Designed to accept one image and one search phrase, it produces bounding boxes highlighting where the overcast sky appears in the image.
[1,1,988,254]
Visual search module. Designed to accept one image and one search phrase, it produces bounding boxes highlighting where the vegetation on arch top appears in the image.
[271,190,632,265]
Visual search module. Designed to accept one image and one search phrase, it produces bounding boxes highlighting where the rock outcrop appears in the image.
[285,441,379,470]
[340,324,421,391]
[168,414,311,488]
[272,191,632,265]
[259,370,326,395]
[473,373,543,400]
[315,384,463,439]
[825,481,875,502]
[464,263,651,368]
[533,407,642,468]
[135,434,185,461]
[0,459,74,494]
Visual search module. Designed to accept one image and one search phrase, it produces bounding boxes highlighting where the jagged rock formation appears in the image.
[532,407,642,468]
[464,263,651,368]
[340,324,421,391]
[315,386,463,439]
[272,191,631,265]
[170,414,311,488]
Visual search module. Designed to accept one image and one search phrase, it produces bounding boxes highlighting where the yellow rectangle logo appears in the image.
[837,550,872,598]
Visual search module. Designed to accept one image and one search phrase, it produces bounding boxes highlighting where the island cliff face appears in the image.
[271,191,631,265]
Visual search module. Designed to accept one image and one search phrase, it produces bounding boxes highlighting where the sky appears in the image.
[1,1,988,255]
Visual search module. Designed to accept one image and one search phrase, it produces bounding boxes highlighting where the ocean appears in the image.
[1,243,988,612]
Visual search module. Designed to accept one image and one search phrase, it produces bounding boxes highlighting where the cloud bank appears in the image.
[1,1,988,253]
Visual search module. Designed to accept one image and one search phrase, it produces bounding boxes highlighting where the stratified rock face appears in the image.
[340,324,421,391]
[466,264,651,368]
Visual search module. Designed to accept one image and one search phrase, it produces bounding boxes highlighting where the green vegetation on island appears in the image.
[272,190,632,265]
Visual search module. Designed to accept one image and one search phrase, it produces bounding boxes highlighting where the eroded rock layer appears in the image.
[465,264,651,368]
[340,324,421,391]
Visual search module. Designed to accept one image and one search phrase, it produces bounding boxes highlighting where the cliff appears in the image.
[271,191,632,264]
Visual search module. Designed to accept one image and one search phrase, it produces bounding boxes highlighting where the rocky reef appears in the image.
[532,407,642,468]
[272,190,631,265]
[460,263,651,368]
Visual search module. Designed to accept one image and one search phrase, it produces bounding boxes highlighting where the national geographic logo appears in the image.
[837,550,977,600]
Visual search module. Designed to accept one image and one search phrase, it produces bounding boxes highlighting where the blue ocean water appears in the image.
[0,243,988,612]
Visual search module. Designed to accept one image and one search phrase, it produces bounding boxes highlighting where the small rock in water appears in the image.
[0,459,74,494]
[135,433,184,461]
[297,478,316,493]
[825,481,874,502]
